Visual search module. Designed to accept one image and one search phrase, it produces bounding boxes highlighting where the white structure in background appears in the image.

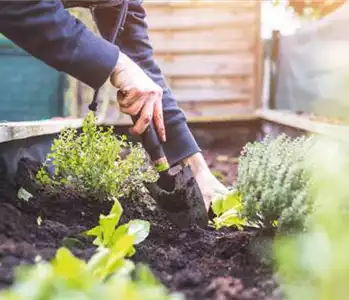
[262,0,301,38]
[275,1,349,115]
[261,1,301,106]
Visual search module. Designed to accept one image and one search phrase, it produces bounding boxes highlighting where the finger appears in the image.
[116,86,131,101]
[118,88,143,108]
[153,92,166,142]
[116,89,128,102]
[130,94,156,136]
[120,94,146,116]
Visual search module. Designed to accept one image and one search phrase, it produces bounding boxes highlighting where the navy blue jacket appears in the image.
[0,0,200,164]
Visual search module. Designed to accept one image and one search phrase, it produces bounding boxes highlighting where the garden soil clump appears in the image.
[0,155,281,300]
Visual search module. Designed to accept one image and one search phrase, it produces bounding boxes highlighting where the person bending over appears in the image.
[0,0,227,210]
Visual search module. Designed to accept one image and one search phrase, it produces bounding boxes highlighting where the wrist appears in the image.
[182,152,210,176]
[110,52,127,82]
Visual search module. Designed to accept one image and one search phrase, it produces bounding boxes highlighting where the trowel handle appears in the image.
[131,116,166,162]
[117,90,169,172]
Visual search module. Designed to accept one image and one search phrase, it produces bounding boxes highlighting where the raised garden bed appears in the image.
[0,116,309,300]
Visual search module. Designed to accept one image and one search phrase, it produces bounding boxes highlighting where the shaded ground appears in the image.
[0,153,281,300]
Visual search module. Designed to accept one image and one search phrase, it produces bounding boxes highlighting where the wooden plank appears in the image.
[154,54,254,77]
[0,119,84,143]
[257,109,349,140]
[149,28,255,54]
[144,1,256,9]
[253,0,263,109]
[179,100,254,118]
[172,87,251,103]
[144,6,256,30]
[169,77,254,93]
[184,113,258,123]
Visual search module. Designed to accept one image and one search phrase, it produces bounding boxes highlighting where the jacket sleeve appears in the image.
[115,1,201,165]
[0,1,120,89]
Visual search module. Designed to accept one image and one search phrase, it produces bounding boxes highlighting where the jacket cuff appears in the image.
[70,28,119,89]
[163,120,201,166]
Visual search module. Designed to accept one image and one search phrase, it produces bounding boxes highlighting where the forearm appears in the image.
[115,1,201,165]
[0,1,119,89]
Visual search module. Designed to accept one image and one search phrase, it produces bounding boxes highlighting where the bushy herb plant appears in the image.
[275,136,349,300]
[36,112,157,200]
[211,134,315,233]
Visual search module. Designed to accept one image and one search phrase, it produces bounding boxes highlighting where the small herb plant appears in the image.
[36,112,157,200]
[275,136,349,300]
[211,134,315,233]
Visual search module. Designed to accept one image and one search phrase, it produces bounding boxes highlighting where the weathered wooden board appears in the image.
[145,2,256,30]
[67,1,262,123]
[149,27,256,54]
[180,100,255,118]
[143,1,256,9]
[143,0,262,119]
[154,53,254,77]
[169,77,254,91]
[172,88,250,103]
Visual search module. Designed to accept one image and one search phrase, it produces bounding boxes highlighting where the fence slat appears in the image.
[149,27,255,54]
[154,54,254,77]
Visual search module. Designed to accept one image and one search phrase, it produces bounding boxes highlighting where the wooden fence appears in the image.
[66,0,262,124]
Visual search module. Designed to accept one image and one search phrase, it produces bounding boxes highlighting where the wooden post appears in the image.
[253,0,263,110]
[269,30,280,110]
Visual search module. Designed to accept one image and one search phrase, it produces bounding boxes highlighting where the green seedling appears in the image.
[0,245,182,300]
[210,189,247,230]
[85,199,150,255]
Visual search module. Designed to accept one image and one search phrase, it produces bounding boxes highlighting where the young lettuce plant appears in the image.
[0,245,183,300]
[85,199,150,257]
[36,111,157,201]
[210,189,248,230]
[211,134,315,233]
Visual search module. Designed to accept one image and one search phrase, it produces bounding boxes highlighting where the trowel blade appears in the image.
[145,164,209,229]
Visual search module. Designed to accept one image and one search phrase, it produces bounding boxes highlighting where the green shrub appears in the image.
[36,112,157,200]
[275,136,349,300]
[212,134,315,233]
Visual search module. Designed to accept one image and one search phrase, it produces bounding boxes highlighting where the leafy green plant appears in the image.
[275,135,349,300]
[211,134,315,233]
[0,245,183,300]
[85,199,150,255]
[36,111,157,200]
[211,189,247,230]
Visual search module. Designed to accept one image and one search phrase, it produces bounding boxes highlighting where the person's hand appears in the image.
[110,52,166,142]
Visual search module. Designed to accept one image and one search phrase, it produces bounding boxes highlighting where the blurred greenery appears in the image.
[274,134,349,300]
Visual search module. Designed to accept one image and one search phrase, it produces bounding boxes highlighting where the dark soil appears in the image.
[0,155,281,300]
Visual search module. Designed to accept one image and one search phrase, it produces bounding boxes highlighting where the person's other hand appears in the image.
[110,52,166,142]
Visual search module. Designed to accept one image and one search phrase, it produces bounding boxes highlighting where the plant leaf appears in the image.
[87,235,135,280]
[52,248,87,281]
[211,189,242,217]
[127,220,150,245]
[134,264,159,286]
[213,208,247,230]
[85,199,123,247]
